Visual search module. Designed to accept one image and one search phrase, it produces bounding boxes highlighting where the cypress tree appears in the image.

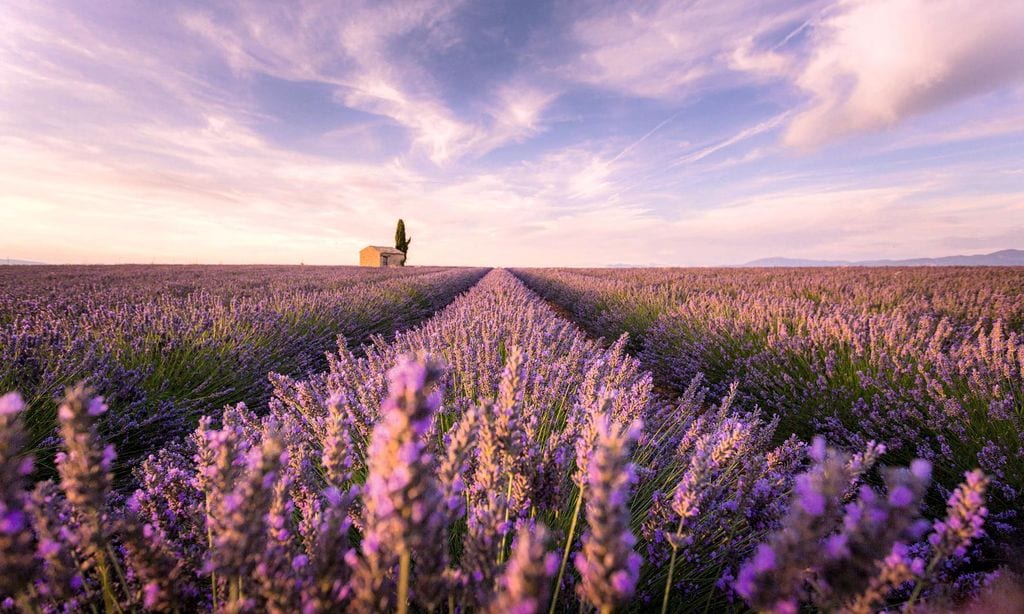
[395,219,412,266]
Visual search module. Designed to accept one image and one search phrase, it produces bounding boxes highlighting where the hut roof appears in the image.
[361,245,405,255]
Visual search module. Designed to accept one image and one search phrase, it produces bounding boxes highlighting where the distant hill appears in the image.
[606,262,664,268]
[1,258,45,265]
[744,257,852,267]
[743,249,1024,267]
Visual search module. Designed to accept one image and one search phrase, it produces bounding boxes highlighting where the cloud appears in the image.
[179,1,557,164]
[783,0,1024,148]
[554,0,1024,153]
[729,36,793,78]
[2,1,1023,267]
[665,180,1024,264]
[669,113,789,167]
[563,0,819,98]
[488,84,558,142]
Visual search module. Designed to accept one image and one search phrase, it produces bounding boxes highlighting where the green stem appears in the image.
[550,487,584,614]
[18,584,43,614]
[905,551,941,611]
[661,517,685,614]
[205,494,218,611]
[397,551,411,614]
[227,576,239,608]
[106,544,130,602]
[702,523,736,614]
[498,474,515,565]
[661,546,679,614]
[97,548,123,614]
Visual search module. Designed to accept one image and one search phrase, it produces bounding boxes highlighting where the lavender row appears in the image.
[0,270,995,611]
[509,267,1024,332]
[511,267,1024,545]
[0,265,487,474]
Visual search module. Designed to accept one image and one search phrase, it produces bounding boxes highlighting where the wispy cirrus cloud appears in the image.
[1,0,1023,266]
[178,0,558,164]
[562,0,823,98]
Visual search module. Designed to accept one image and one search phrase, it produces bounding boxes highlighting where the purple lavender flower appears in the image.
[348,356,449,612]
[513,265,1024,556]
[206,418,287,611]
[488,523,558,614]
[130,447,208,586]
[52,384,126,611]
[294,484,355,610]
[26,481,80,607]
[438,404,478,520]
[574,414,643,611]
[735,436,945,612]
[0,265,1012,612]
[0,392,37,603]
[118,514,191,612]
[814,462,931,607]
[0,264,487,481]
[734,438,884,610]
[0,392,25,416]
[255,467,303,613]
[56,386,115,567]
[321,391,361,490]
[465,348,539,602]
[927,469,989,560]
[843,542,925,613]
[901,469,992,609]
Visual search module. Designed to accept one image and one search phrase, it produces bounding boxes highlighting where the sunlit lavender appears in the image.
[0,265,485,476]
[0,269,1009,611]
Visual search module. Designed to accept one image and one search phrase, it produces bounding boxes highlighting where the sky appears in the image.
[2,0,1024,267]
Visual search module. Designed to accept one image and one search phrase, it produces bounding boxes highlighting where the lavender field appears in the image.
[0,265,486,475]
[511,268,1024,538]
[7,0,1024,610]
[0,267,1013,612]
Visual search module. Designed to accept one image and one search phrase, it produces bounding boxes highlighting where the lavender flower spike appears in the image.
[489,523,558,614]
[574,414,643,612]
[905,469,990,608]
[349,356,448,613]
[322,391,360,490]
[55,384,120,610]
[0,392,37,603]
[56,385,116,567]
[927,469,989,560]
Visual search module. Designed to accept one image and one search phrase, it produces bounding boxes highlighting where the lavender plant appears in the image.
[488,524,558,614]
[574,413,642,612]
[513,267,1024,554]
[734,438,990,613]
[0,264,486,476]
[0,269,1002,612]
[0,393,36,606]
[348,357,448,613]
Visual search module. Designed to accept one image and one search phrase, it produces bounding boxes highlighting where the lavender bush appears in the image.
[0,264,485,475]
[0,270,998,612]
[512,267,1024,552]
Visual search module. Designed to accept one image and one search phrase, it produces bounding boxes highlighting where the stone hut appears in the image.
[360,245,406,267]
